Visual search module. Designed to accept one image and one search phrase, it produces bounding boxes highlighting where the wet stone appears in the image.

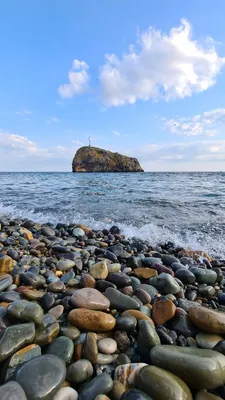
[106,273,132,288]
[46,336,74,364]
[0,274,13,292]
[137,320,160,363]
[20,272,45,288]
[83,333,98,363]
[5,344,41,381]
[190,267,217,285]
[196,332,224,349]
[189,306,225,334]
[0,291,21,302]
[175,269,196,284]
[60,325,80,340]
[121,389,153,400]
[152,298,176,326]
[149,273,180,295]
[78,373,113,400]
[71,288,110,310]
[66,359,93,384]
[16,354,66,400]
[53,387,78,400]
[89,261,108,280]
[0,381,27,400]
[98,338,117,354]
[105,287,140,311]
[68,309,116,332]
[56,259,75,271]
[0,322,35,362]
[41,292,55,311]
[8,299,43,324]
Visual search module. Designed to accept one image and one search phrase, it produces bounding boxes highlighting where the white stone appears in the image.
[98,338,117,354]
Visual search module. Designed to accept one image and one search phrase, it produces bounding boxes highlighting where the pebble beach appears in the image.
[1,217,225,399]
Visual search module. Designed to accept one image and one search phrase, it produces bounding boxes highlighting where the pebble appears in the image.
[105,287,140,311]
[46,336,74,363]
[5,343,41,381]
[133,268,158,279]
[57,259,75,271]
[149,273,180,295]
[150,345,225,390]
[98,338,117,354]
[195,391,223,400]
[152,298,176,325]
[0,255,14,274]
[137,320,160,362]
[189,306,225,334]
[114,363,147,389]
[136,365,192,400]
[0,273,13,292]
[78,373,113,400]
[121,389,153,399]
[196,332,224,349]
[53,387,78,400]
[0,322,35,362]
[89,261,108,279]
[0,381,27,400]
[8,299,43,324]
[71,288,110,310]
[190,267,217,285]
[83,332,98,363]
[16,355,66,400]
[67,359,93,384]
[68,308,116,331]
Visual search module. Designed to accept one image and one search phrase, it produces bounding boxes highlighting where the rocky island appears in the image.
[72,146,144,172]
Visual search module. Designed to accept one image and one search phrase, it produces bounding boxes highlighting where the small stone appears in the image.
[108,263,121,273]
[0,381,27,400]
[0,322,35,362]
[19,227,33,241]
[83,333,98,363]
[66,359,93,384]
[136,365,192,400]
[48,281,65,292]
[121,388,153,399]
[107,273,132,288]
[8,300,43,324]
[121,310,154,324]
[189,306,225,334]
[60,325,80,341]
[195,391,223,400]
[41,226,56,237]
[71,288,110,310]
[133,289,151,305]
[149,273,180,295]
[150,345,225,390]
[137,320,160,363]
[72,227,85,237]
[190,267,217,285]
[0,255,14,273]
[114,330,130,352]
[16,354,66,400]
[68,308,116,332]
[114,363,147,389]
[57,259,75,271]
[41,293,55,311]
[53,387,78,400]
[196,332,224,349]
[80,274,96,288]
[134,268,158,279]
[116,315,137,332]
[152,298,176,326]
[98,338,117,354]
[5,344,41,381]
[78,373,113,400]
[105,288,140,311]
[0,273,13,292]
[35,320,60,346]
[90,261,108,280]
[175,269,196,284]
[48,305,64,319]
[46,336,74,364]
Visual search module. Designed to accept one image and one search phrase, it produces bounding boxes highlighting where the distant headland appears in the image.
[72,146,144,172]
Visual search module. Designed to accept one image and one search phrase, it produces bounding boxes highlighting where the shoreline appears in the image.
[1,217,225,398]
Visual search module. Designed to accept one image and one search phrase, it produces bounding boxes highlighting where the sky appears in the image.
[1,0,225,171]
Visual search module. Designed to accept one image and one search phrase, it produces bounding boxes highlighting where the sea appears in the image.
[0,172,225,258]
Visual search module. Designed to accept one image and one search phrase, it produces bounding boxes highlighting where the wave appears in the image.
[0,202,225,259]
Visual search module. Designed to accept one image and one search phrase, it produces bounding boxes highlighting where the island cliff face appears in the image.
[72,146,144,172]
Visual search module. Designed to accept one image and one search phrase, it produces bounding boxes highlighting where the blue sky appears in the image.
[1,0,225,171]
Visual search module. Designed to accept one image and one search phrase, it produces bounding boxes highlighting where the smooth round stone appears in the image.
[169,308,198,338]
[20,272,46,288]
[0,255,14,273]
[16,355,66,400]
[149,273,180,295]
[98,338,117,354]
[48,281,65,292]
[48,305,64,319]
[110,381,126,400]
[108,263,121,273]
[78,373,113,400]
[53,387,78,400]
[161,254,179,266]
[175,269,196,284]
[89,261,108,280]
[0,322,35,362]
[96,280,116,292]
[95,353,114,364]
[133,289,151,305]
[195,391,223,400]
[136,365,192,400]
[121,310,154,324]
[60,325,80,340]
[8,300,43,324]
[41,293,55,311]
[142,257,162,267]
[121,389,153,400]
[214,340,225,355]
[189,306,225,334]
[133,268,157,279]
[5,344,42,381]
[190,268,217,285]
[150,345,225,390]
[46,336,74,364]
[136,284,158,298]
[35,322,60,346]
[152,298,176,326]
[41,226,56,236]
[72,227,85,237]
[106,273,132,288]
[104,288,140,311]
[0,290,21,302]
[61,271,75,284]
[0,381,27,400]
[71,288,110,310]
[115,363,147,389]
[68,309,116,332]
[57,260,75,271]
[0,273,13,292]
[196,333,224,349]
[137,320,160,363]
[198,286,216,298]
[116,315,137,332]
[83,333,98,363]
[67,359,93,384]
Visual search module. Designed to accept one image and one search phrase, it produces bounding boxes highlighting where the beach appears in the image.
[1,216,225,399]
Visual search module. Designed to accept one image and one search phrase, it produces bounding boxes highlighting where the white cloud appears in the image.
[72,140,84,146]
[99,19,225,107]
[58,59,90,98]
[45,117,60,124]
[135,140,225,171]
[16,110,32,117]
[164,108,225,137]
[113,131,120,136]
